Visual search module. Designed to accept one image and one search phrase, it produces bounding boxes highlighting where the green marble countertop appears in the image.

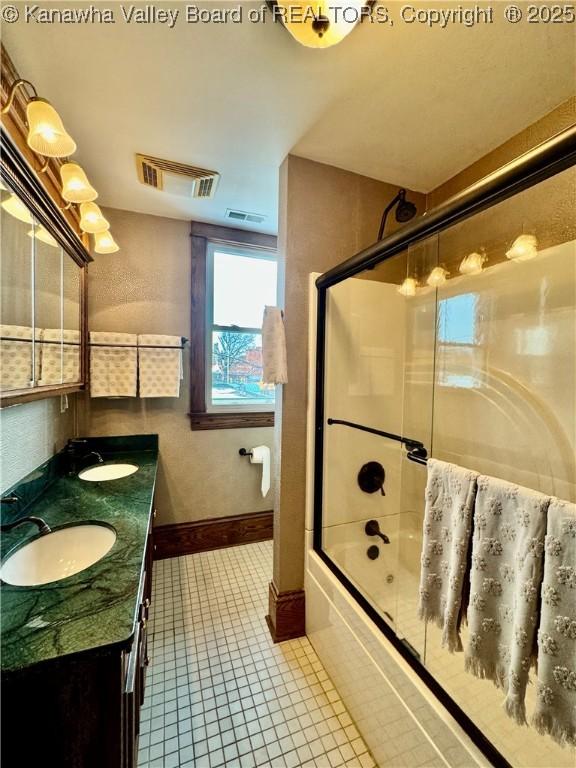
[1,442,158,674]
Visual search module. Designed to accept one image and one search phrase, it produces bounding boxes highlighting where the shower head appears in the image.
[395,190,417,223]
[378,188,417,240]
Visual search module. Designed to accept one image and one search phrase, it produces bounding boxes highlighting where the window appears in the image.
[189,222,278,430]
[207,243,277,410]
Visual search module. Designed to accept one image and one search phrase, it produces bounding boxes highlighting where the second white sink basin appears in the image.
[0,524,117,586]
[79,463,139,482]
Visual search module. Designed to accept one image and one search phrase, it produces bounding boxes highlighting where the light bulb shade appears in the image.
[26,99,77,158]
[60,162,97,203]
[459,252,486,275]
[506,234,538,261]
[277,1,366,48]
[397,277,417,297]
[1,194,33,224]
[93,229,119,254]
[79,202,109,234]
[28,226,58,248]
[427,267,448,287]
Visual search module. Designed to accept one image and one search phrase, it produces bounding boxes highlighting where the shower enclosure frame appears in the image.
[312,125,576,768]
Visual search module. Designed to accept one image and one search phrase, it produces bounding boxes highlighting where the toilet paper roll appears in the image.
[249,445,271,498]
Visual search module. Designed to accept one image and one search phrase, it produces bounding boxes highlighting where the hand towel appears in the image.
[0,324,34,390]
[465,475,550,724]
[531,498,576,747]
[38,328,81,386]
[262,306,288,384]
[90,331,137,398]
[417,458,479,652]
[137,334,182,398]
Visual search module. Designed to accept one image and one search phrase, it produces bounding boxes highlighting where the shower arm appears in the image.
[377,192,403,240]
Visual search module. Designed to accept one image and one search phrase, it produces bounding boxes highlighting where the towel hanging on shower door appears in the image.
[417,458,478,652]
[464,475,550,725]
[531,497,576,747]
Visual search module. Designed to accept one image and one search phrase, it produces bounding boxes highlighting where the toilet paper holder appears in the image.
[239,448,253,458]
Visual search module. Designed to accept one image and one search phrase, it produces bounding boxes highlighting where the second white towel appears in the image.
[138,334,182,398]
[90,331,137,398]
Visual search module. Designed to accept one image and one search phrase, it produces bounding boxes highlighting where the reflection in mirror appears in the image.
[0,187,34,392]
[35,230,63,387]
[62,255,81,383]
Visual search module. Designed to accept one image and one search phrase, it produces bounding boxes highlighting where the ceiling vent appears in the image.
[225,208,266,225]
[135,154,219,199]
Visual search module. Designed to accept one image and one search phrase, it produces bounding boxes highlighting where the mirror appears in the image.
[0,180,84,398]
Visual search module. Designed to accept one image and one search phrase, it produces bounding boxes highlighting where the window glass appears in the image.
[213,251,277,328]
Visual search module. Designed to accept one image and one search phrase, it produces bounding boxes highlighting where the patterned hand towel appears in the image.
[0,324,34,390]
[90,332,137,398]
[417,459,479,652]
[38,328,81,386]
[138,335,182,398]
[465,475,550,724]
[531,498,576,747]
[262,306,288,385]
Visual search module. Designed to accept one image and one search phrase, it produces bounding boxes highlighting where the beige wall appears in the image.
[428,97,576,207]
[274,156,425,592]
[80,207,274,525]
[0,396,76,493]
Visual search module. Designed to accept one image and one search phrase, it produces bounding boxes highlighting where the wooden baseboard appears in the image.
[266,581,305,643]
[153,510,273,560]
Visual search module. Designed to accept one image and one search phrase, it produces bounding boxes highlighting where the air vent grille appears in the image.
[135,154,219,198]
[225,209,266,225]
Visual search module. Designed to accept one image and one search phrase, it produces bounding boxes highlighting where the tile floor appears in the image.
[137,541,375,768]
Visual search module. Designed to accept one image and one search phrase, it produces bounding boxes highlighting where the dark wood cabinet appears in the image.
[1,521,154,768]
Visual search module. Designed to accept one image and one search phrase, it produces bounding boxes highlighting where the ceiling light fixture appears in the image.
[28,226,58,248]
[506,234,538,261]
[1,193,34,224]
[79,202,109,233]
[459,251,486,275]
[426,266,448,287]
[60,162,97,203]
[267,1,373,48]
[397,277,418,297]
[93,229,120,254]
[1,79,76,158]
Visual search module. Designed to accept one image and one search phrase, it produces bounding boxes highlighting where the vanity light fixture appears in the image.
[267,1,373,48]
[60,163,97,203]
[1,79,76,158]
[27,226,58,248]
[93,229,120,254]
[426,266,448,287]
[1,193,34,224]
[79,201,109,233]
[506,233,538,261]
[459,251,486,275]
[397,277,418,297]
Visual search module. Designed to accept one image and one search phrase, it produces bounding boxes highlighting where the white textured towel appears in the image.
[90,331,137,398]
[38,328,81,386]
[261,306,287,385]
[531,498,576,747]
[0,325,34,390]
[417,459,478,652]
[465,475,550,725]
[138,334,182,398]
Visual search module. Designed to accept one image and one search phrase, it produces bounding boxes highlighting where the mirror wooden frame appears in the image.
[0,126,92,407]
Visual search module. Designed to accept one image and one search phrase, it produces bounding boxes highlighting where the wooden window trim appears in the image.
[189,221,277,431]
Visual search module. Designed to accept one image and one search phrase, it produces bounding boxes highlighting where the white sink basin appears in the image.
[0,524,116,586]
[79,463,138,482]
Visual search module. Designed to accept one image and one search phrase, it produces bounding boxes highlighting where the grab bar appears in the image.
[327,418,428,461]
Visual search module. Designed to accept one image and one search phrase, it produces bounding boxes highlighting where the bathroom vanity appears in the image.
[0,435,158,768]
